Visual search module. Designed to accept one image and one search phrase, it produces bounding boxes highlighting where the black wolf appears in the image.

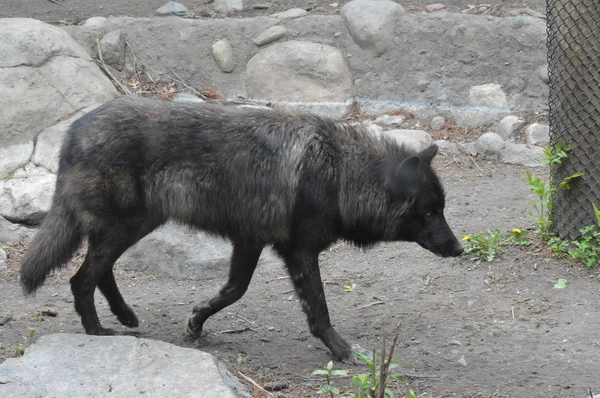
[20,96,463,362]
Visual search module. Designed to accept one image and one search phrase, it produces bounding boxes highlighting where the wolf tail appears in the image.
[20,198,83,295]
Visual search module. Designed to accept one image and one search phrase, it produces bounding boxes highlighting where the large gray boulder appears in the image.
[0,18,118,148]
[245,40,353,102]
[0,165,56,224]
[119,223,279,280]
[340,0,405,55]
[0,334,248,398]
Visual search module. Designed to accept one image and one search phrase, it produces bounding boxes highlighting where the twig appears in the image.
[160,61,208,100]
[125,41,143,91]
[511,305,515,319]
[95,38,131,95]
[46,0,63,5]
[589,387,593,398]
[236,370,276,398]
[235,314,252,324]
[420,347,454,362]
[512,297,533,304]
[357,301,385,310]
[399,373,440,379]
[281,289,294,295]
[469,155,484,173]
[452,154,469,171]
[215,327,255,334]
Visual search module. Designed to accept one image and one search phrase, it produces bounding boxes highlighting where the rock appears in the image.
[99,30,126,71]
[0,165,56,224]
[0,334,248,398]
[430,116,446,131]
[374,115,405,126]
[456,355,468,367]
[270,8,308,19]
[435,139,461,155]
[538,65,549,84]
[119,223,279,280]
[0,18,118,147]
[245,40,353,102]
[0,248,6,270]
[382,130,433,152]
[495,115,524,140]
[449,339,463,346]
[425,4,446,12]
[340,0,405,55]
[32,107,95,174]
[214,0,244,14]
[0,142,33,180]
[469,83,509,109]
[416,79,430,92]
[511,16,525,29]
[0,216,34,243]
[41,307,58,317]
[525,123,550,146]
[82,17,106,29]
[253,25,287,46]
[500,142,545,167]
[172,93,205,103]
[475,132,505,154]
[156,1,194,17]
[212,39,235,73]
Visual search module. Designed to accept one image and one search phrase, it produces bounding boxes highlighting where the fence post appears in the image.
[546,0,600,239]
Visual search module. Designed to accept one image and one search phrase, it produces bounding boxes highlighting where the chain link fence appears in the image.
[547,0,600,239]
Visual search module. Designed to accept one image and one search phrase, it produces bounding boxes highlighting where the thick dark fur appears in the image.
[20,96,463,362]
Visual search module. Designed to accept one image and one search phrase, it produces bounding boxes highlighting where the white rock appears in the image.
[253,25,287,46]
[382,129,433,152]
[374,114,405,126]
[0,248,6,269]
[0,165,56,224]
[341,0,405,55]
[270,8,308,19]
[156,1,193,17]
[475,132,505,154]
[212,39,235,73]
[435,139,461,155]
[430,116,446,131]
[495,115,525,140]
[500,142,545,167]
[172,93,205,104]
[82,17,107,29]
[469,83,509,109]
[214,0,244,14]
[538,65,549,84]
[0,334,247,398]
[525,123,550,146]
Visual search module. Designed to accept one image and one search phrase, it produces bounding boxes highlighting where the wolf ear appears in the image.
[386,155,422,201]
[419,144,438,164]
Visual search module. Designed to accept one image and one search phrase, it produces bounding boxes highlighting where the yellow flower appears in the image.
[512,228,522,234]
[462,235,471,241]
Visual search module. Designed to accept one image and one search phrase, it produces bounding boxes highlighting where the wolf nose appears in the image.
[451,244,464,257]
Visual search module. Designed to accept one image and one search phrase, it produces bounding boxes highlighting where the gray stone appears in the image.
[374,114,405,126]
[172,93,205,103]
[495,115,525,140]
[32,107,95,174]
[457,355,468,367]
[156,1,193,17]
[120,223,279,280]
[0,165,56,224]
[435,139,461,155]
[538,65,549,84]
[0,248,6,267]
[425,4,446,12]
[474,132,505,154]
[525,123,550,146]
[245,40,353,102]
[500,142,545,167]
[469,83,509,109]
[0,18,118,147]
[416,79,430,92]
[0,334,248,398]
[82,17,107,29]
[430,116,446,131]
[212,39,235,73]
[0,142,33,180]
[253,25,287,46]
[270,8,308,19]
[511,16,525,29]
[341,0,405,55]
[459,142,478,156]
[0,216,34,243]
[100,30,126,71]
[382,130,433,153]
[214,0,244,14]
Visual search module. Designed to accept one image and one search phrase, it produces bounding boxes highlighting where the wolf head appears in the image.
[386,144,464,258]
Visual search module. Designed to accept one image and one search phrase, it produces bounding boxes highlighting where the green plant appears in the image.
[236,355,247,365]
[554,278,568,289]
[548,236,569,258]
[527,140,583,240]
[11,329,36,356]
[568,225,600,267]
[462,229,508,263]
[344,283,357,292]
[313,361,348,397]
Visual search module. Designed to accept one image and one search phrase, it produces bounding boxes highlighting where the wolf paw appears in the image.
[116,306,139,328]
[341,344,374,365]
[185,315,203,338]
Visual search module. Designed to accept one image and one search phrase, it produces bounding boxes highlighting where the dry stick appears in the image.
[357,301,385,310]
[452,154,469,171]
[419,347,454,362]
[235,314,252,324]
[95,38,131,95]
[380,322,402,398]
[469,154,484,173]
[236,370,276,398]
[160,61,209,100]
[46,0,63,5]
[215,327,255,334]
[125,41,143,92]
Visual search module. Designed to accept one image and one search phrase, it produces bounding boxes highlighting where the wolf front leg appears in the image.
[276,245,371,363]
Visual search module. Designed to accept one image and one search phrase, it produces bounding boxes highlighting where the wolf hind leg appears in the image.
[98,268,139,328]
[186,240,263,337]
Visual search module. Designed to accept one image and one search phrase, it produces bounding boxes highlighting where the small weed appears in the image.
[313,361,348,397]
[150,275,158,281]
[548,236,569,258]
[568,226,600,267]
[344,283,357,292]
[236,355,247,365]
[462,229,531,263]
[12,329,36,356]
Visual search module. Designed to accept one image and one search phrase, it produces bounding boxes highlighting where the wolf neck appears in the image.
[335,124,404,245]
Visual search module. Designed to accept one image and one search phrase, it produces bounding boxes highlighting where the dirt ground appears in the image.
[1,0,547,24]
[2,158,599,398]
